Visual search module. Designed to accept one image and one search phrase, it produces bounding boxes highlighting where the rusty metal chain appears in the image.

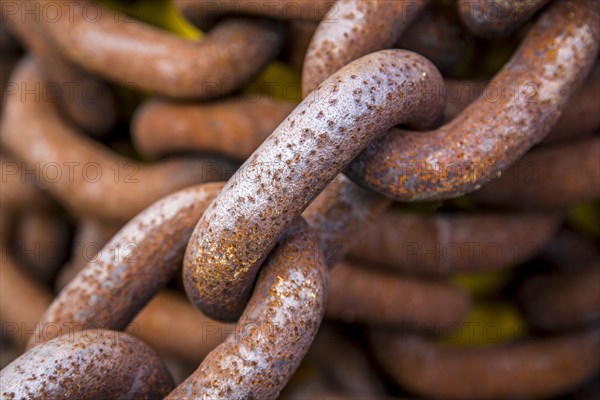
[1,0,600,399]
[2,330,175,399]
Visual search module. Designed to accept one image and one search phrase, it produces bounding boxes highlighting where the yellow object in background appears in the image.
[452,269,511,298]
[101,0,203,39]
[568,202,600,238]
[244,61,303,103]
[447,269,527,346]
[100,0,202,102]
[100,0,300,102]
[442,302,528,347]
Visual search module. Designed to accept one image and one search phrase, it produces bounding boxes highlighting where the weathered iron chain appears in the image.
[1,1,599,399]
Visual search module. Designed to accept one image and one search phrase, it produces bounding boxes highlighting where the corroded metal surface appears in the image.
[167,219,327,400]
[1,57,233,222]
[326,261,470,328]
[39,0,284,98]
[473,137,600,208]
[349,211,559,276]
[133,97,295,160]
[458,0,550,38]
[302,0,429,95]
[0,153,46,211]
[2,0,599,397]
[55,219,121,290]
[31,183,224,347]
[398,2,469,72]
[0,255,52,349]
[1,330,174,400]
[303,174,391,266]
[184,50,445,321]
[176,0,335,22]
[5,9,116,135]
[444,64,600,143]
[346,0,600,201]
[372,327,600,399]
[131,291,232,364]
[544,62,600,143]
[519,263,600,331]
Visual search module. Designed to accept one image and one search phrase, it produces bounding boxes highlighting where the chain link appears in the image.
[1,0,599,399]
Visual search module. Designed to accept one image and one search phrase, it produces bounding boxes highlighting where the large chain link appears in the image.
[1,0,599,399]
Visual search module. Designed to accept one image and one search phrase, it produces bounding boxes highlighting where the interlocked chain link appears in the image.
[1,0,599,399]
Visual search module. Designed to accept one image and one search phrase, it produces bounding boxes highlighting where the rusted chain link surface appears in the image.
[183,49,446,321]
[458,0,550,38]
[371,327,600,400]
[38,0,284,98]
[444,65,600,144]
[543,62,600,144]
[176,0,335,22]
[349,211,559,276]
[396,2,468,72]
[0,153,46,211]
[1,0,600,397]
[303,174,391,266]
[326,261,469,328]
[1,330,174,400]
[55,219,121,290]
[473,137,600,208]
[2,254,229,365]
[14,207,69,282]
[166,219,327,400]
[2,57,233,223]
[302,0,429,95]
[133,97,296,160]
[5,9,117,135]
[131,291,232,364]
[31,183,224,347]
[0,255,52,349]
[519,262,600,331]
[186,0,595,318]
[346,0,600,201]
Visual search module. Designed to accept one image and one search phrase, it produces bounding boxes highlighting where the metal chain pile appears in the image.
[1,0,599,399]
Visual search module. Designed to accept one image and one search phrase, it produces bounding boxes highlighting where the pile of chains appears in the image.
[1,0,599,399]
